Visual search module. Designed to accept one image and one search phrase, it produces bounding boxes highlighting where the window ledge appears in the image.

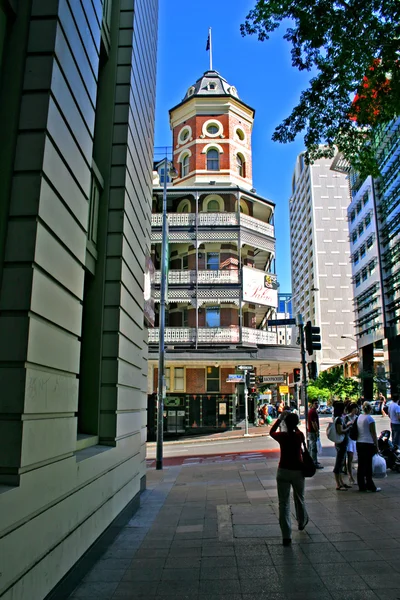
[76,434,99,452]
[74,444,112,463]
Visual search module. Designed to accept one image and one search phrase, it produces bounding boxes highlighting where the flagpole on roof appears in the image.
[208,27,212,70]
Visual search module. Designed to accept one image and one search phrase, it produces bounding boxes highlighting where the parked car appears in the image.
[317,403,332,415]
[371,400,382,414]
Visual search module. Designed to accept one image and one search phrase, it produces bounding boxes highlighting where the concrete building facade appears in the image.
[0,1,157,598]
[289,153,356,371]
[148,71,300,437]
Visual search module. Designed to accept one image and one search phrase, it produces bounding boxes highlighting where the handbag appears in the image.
[301,442,316,478]
[326,418,345,443]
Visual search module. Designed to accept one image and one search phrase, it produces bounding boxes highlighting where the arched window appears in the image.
[236,154,244,177]
[181,154,189,177]
[207,200,220,212]
[207,148,219,171]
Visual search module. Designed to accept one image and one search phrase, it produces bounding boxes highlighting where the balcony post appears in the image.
[195,191,199,349]
[237,188,243,344]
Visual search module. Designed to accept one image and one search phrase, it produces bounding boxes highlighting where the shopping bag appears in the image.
[372,453,387,479]
[317,438,322,455]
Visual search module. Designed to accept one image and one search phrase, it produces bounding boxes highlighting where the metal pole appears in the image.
[156,158,168,470]
[244,370,249,436]
[297,314,309,428]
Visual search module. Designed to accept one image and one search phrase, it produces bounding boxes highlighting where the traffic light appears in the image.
[305,321,321,355]
[293,368,301,383]
[246,371,256,388]
[308,361,318,380]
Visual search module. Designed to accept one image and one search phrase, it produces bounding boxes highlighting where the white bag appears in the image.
[326,418,344,443]
[372,453,387,479]
[317,438,322,455]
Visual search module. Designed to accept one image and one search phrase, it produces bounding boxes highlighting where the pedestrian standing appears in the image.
[307,400,323,469]
[356,401,381,493]
[332,402,352,491]
[344,403,358,485]
[270,411,309,547]
[388,397,400,447]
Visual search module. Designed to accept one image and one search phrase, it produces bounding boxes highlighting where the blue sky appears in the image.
[154,1,312,292]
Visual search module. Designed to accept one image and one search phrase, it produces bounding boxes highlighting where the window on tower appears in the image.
[207,123,219,135]
[181,154,189,177]
[236,154,245,177]
[207,148,219,171]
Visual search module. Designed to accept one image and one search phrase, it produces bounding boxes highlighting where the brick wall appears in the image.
[186,368,205,393]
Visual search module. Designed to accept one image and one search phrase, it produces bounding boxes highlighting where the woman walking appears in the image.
[332,402,352,490]
[357,401,381,493]
[270,411,309,546]
[344,403,358,485]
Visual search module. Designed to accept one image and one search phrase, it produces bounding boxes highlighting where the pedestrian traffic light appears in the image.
[308,361,317,380]
[293,368,301,383]
[305,321,321,355]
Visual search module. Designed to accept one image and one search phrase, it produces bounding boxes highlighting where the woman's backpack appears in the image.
[326,417,345,443]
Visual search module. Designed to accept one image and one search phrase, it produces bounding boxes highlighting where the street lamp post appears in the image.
[156,158,177,471]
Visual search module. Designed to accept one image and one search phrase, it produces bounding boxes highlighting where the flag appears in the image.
[206,34,210,51]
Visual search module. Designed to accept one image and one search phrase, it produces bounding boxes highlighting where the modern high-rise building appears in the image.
[147,70,300,437]
[289,153,356,371]
[0,1,158,598]
[333,117,400,398]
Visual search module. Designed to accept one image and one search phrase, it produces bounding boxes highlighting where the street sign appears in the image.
[226,374,245,383]
[279,385,289,394]
[267,318,296,327]
[258,375,286,384]
[237,365,253,371]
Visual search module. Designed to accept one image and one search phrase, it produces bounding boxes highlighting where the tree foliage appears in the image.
[241,0,400,178]
[308,366,359,400]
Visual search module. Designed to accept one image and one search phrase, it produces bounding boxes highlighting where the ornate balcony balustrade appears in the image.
[154,269,240,285]
[151,212,274,239]
[148,326,277,345]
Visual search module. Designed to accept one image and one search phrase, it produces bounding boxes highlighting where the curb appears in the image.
[147,431,270,446]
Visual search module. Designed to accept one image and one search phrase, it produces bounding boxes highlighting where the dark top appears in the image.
[307,407,319,433]
[270,419,305,470]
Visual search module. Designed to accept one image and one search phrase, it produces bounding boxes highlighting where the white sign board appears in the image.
[242,267,278,308]
[260,375,286,384]
[226,374,245,383]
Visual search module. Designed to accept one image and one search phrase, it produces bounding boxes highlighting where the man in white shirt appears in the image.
[388,398,400,447]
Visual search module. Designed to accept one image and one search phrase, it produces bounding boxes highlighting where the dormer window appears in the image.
[209,82,216,90]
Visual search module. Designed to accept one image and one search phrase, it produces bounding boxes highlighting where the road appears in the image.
[146,414,392,466]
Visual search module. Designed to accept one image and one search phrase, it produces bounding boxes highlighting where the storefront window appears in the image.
[174,368,184,391]
[207,366,220,392]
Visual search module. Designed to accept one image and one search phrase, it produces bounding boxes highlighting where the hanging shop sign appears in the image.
[279,385,289,394]
[242,267,278,308]
[258,375,286,384]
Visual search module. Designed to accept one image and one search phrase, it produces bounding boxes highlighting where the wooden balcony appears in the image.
[151,212,275,253]
[154,269,240,285]
[148,326,277,345]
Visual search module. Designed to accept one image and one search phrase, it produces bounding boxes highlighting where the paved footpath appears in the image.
[68,452,400,600]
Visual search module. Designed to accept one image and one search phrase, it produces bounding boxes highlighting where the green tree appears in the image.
[307,385,330,401]
[332,376,360,400]
[241,1,400,178]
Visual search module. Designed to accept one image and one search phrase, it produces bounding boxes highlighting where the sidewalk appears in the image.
[68,452,400,599]
[146,421,270,446]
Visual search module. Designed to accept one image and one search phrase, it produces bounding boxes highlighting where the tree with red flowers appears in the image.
[241,0,400,178]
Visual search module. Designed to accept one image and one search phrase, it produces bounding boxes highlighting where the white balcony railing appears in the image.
[151,212,274,238]
[154,269,240,285]
[148,326,277,345]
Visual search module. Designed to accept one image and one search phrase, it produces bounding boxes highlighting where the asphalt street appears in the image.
[146,414,392,465]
